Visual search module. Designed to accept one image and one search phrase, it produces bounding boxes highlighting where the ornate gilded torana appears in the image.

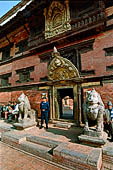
[48,47,80,81]
[44,0,71,39]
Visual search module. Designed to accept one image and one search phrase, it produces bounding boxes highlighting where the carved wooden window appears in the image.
[16,39,29,54]
[70,0,105,32]
[0,73,11,87]
[104,47,113,56]
[106,65,113,71]
[61,49,81,72]
[70,0,97,18]
[81,70,95,76]
[105,1,113,8]
[16,66,34,83]
[0,45,11,61]
[28,9,45,48]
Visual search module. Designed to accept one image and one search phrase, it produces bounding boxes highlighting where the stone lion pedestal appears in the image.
[78,128,108,147]
[13,118,37,130]
[78,89,108,147]
[13,93,37,130]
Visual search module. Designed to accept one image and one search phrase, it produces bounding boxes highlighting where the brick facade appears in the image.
[81,29,113,77]
[83,83,113,109]
[0,0,112,120]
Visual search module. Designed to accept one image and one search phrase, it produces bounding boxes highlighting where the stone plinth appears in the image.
[102,143,113,170]
[78,128,108,147]
[53,143,102,170]
[54,122,71,129]
[84,128,102,137]
[13,119,37,130]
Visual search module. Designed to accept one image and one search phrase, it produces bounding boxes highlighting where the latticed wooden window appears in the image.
[0,45,11,61]
[16,66,34,83]
[16,39,29,54]
[0,73,11,87]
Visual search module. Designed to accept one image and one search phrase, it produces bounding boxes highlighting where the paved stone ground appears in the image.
[0,142,69,170]
[0,120,113,170]
[0,120,83,143]
[0,120,83,170]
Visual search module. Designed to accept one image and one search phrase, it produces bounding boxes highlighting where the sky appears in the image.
[0,1,21,18]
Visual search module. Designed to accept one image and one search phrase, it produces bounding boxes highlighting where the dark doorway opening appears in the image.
[57,88,74,119]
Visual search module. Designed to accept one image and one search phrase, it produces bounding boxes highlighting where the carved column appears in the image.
[65,0,70,22]
[49,87,53,120]
[73,85,79,125]
[43,8,48,37]
[65,0,71,30]
[52,86,55,119]
[54,88,60,119]
[78,83,82,125]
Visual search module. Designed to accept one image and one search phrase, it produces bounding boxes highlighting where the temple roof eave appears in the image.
[0,0,33,27]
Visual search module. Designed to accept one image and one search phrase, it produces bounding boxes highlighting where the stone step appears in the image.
[20,141,53,161]
[26,135,62,148]
[1,130,103,170]
[78,132,108,147]
[54,122,72,129]
[1,131,28,147]
[0,121,13,133]
[53,143,102,170]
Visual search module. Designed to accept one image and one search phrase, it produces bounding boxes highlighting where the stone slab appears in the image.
[84,128,102,137]
[53,143,102,170]
[54,122,71,129]
[13,121,37,130]
[102,143,113,170]
[103,143,113,157]
[0,120,13,133]
[78,132,108,147]
[1,131,29,147]
[20,141,53,161]
[26,135,62,148]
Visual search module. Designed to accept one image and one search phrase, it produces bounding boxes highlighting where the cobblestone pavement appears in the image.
[0,142,67,170]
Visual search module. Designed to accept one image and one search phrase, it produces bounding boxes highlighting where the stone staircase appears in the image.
[1,130,102,170]
[20,135,62,161]
[0,121,113,170]
[1,131,60,159]
[20,140,53,161]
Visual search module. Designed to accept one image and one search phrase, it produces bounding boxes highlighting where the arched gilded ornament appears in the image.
[44,0,71,39]
[48,47,80,81]
[48,1,64,18]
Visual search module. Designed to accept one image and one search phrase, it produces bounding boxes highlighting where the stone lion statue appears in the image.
[83,89,105,132]
[17,93,36,122]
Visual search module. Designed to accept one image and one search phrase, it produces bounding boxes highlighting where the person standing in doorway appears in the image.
[40,96,49,129]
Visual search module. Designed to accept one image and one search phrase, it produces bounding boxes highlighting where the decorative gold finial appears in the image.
[53,46,58,53]
[52,46,60,57]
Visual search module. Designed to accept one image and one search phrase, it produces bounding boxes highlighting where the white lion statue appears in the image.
[83,89,105,132]
[17,93,36,122]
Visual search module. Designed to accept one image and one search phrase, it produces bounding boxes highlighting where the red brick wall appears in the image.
[11,90,49,117]
[0,92,11,104]
[0,89,48,117]
[83,83,113,108]
[81,29,113,77]
[0,54,48,86]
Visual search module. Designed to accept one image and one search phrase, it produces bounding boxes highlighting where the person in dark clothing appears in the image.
[2,104,9,119]
[0,104,3,119]
[104,101,113,141]
[40,96,49,129]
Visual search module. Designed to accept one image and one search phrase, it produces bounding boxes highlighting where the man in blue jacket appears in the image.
[104,101,113,141]
[40,96,49,129]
